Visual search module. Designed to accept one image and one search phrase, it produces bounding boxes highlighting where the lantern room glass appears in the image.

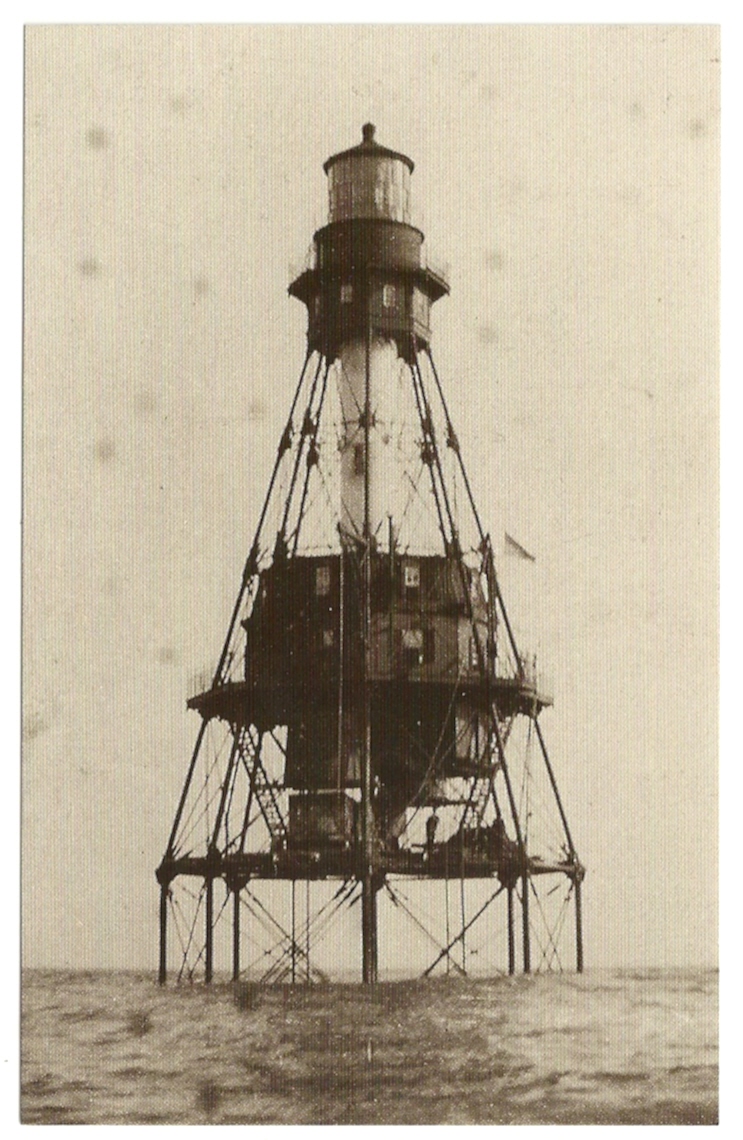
[328,156,411,224]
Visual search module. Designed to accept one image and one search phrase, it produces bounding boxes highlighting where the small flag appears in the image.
[504,533,536,562]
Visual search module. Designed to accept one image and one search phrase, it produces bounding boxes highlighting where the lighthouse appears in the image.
[156,126,584,985]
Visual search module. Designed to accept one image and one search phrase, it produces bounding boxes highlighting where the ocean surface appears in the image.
[21,967,717,1125]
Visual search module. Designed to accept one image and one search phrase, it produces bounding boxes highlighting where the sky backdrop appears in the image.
[23,24,719,971]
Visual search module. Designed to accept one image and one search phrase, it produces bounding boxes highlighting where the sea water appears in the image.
[21,967,717,1125]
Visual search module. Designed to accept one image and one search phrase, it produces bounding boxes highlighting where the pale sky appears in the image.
[22,24,719,970]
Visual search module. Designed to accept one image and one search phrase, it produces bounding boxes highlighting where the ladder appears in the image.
[460,775,493,833]
[236,724,287,845]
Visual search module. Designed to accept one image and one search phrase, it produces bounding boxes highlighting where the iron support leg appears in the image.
[205,878,214,984]
[460,874,466,975]
[291,880,297,985]
[575,878,584,974]
[521,873,531,974]
[232,889,241,982]
[507,886,515,976]
[362,876,378,984]
[445,876,451,976]
[158,883,168,985]
[305,879,311,984]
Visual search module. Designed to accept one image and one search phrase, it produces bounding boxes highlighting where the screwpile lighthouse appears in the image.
[156,125,584,984]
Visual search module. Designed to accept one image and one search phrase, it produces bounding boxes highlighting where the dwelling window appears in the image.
[403,561,420,592]
[400,626,434,667]
[455,714,472,761]
[382,283,397,309]
[315,565,331,596]
[401,627,424,667]
[412,287,428,324]
[340,283,353,304]
[322,628,335,648]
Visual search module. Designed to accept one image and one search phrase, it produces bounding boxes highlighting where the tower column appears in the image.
[361,317,378,985]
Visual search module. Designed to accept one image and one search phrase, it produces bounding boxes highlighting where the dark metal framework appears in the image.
[156,126,584,984]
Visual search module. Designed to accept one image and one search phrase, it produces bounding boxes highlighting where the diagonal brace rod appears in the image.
[422,884,505,977]
[385,882,466,977]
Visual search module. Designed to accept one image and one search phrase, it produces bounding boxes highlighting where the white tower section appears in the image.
[326,140,414,542]
[336,338,411,541]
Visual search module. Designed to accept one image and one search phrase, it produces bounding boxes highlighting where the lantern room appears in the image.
[324,122,413,224]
